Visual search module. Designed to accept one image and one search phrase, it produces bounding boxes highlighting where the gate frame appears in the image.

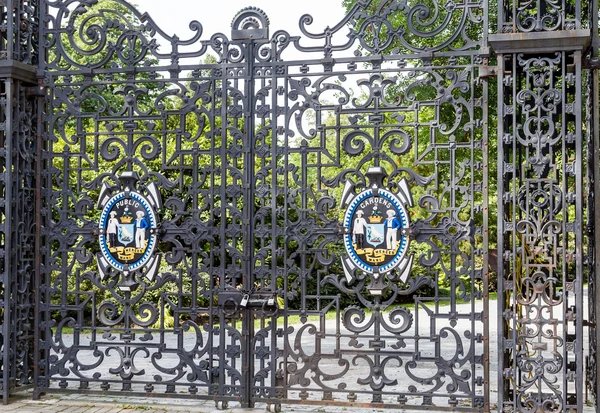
[0,0,595,412]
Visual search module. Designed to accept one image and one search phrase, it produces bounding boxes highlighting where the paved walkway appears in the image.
[4,388,597,413]
[4,391,384,413]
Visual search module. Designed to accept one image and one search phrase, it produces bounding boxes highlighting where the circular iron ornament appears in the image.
[98,191,158,272]
[343,188,410,273]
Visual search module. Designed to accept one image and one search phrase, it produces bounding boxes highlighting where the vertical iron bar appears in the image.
[217,48,227,406]
[590,1,600,409]
[242,39,256,409]
[35,1,46,398]
[269,59,279,400]
[6,0,13,60]
[574,50,584,413]
[593,0,599,59]
[1,86,7,403]
[2,78,12,405]
[1,1,14,401]
[511,54,519,412]
[594,63,600,413]
[481,60,490,413]
[33,82,43,400]
[496,53,505,413]
[586,63,593,408]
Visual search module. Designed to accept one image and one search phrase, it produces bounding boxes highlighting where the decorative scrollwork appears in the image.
[500,50,583,412]
[39,0,489,410]
[501,0,579,33]
[0,82,38,399]
[296,0,483,56]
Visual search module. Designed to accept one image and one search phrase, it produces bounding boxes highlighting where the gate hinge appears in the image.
[478,66,499,79]
[26,85,46,97]
[584,57,600,69]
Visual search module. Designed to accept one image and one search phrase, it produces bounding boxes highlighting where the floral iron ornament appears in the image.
[97,172,161,291]
[341,167,414,295]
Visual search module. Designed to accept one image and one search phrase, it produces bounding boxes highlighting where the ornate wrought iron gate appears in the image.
[0,0,596,412]
[33,0,490,410]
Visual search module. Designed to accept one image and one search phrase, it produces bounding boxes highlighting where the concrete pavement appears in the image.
[4,391,395,413]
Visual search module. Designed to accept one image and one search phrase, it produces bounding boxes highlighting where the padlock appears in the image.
[240,294,249,308]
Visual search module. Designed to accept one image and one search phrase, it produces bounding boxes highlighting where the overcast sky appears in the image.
[136,1,347,44]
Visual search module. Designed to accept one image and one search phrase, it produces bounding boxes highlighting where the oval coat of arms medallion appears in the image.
[98,191,158,272]
[343,188,410,274]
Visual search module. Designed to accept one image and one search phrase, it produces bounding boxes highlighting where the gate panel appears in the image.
[241,3,491,409]
[0,79,38,402]
[493,0,588,410]
[38,1,249,399]
[496,50,585,412]
[38,0,490,410]
[256,56,490,409]
[0,0,39,403]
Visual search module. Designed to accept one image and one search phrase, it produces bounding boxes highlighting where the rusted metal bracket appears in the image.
[478,65,499,79]
[25,85,45,97]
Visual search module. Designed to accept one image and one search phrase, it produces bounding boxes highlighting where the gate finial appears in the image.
[231,7,270,40]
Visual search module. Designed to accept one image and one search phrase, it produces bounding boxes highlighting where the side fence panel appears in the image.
[492,1,588,410]
[0,0,40,403]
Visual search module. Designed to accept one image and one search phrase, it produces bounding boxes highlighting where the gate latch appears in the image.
[218,290,278,310]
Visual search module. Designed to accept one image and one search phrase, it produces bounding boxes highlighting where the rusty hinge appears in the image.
[584,57,600,69]
[583,319,596,328]
[26,86,46,97]
[478,65,499,79]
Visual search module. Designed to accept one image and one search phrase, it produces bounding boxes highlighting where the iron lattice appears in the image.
[38,0,489,410]
[0,0,578,412]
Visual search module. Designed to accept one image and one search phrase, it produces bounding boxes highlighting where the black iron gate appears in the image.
[35,0,490,410]
[0,0,596,412]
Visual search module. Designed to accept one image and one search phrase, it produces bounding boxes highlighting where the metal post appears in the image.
[6,0,13,60]
[241,37,256,409]
[594,63,600,413]
[2,0,13,396]
[496,53,505,413]
[575,50,584,413]
[33,0,47,399]
[481,59,490,413]
[1,2,14,401]
[33,83,43,400]
[2,78,12,405]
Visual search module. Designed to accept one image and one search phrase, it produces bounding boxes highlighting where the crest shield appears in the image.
[118,223,135,246]
[366,223,385,247]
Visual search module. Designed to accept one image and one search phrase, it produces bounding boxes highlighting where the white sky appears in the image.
[136,1,347,45]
